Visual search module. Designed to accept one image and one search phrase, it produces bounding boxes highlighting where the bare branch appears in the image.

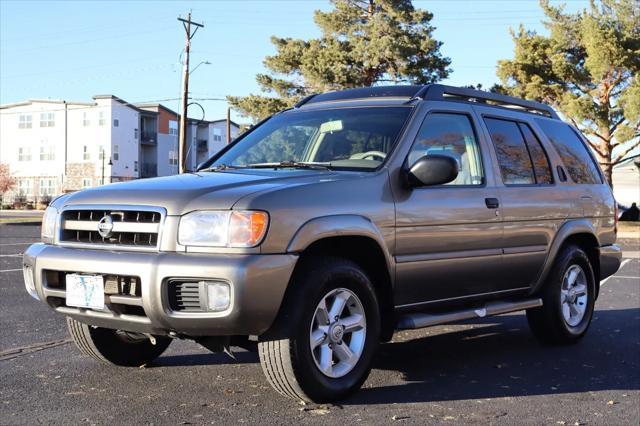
[592,131,612,144]
[610,117,626,135]
[585,139,608,158]
[612,140,640,165]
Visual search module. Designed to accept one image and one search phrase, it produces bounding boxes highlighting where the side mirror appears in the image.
[403,154,458,187]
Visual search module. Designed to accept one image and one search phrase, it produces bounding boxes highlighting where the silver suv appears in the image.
[23,85,622,402]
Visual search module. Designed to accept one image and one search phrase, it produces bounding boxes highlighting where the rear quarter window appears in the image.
[535,119,602,184]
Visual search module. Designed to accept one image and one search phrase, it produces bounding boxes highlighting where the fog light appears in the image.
[23,264,39,300]
[204,281,230,312]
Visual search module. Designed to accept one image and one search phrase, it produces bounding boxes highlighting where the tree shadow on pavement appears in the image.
[154,349,258,367]
[346,307,640,405]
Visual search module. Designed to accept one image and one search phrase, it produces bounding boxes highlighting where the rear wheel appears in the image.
[258,257,380,402]
[526,245,596,344]
[67,318,171,366]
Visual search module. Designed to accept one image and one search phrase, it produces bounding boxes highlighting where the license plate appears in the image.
[65,274,105,310]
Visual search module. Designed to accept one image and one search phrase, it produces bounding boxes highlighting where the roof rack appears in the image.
[415,84,559,119]
[301,85,423,106]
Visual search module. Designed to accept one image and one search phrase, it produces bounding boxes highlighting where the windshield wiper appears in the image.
[201,163,247,172]
[245,161,333,170]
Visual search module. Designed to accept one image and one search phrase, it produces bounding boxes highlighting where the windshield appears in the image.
[210,107,412,170]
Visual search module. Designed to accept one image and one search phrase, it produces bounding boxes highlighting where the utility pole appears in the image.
[226,107,231,144]
[178,12,204,173]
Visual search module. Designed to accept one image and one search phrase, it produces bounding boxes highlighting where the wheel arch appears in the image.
[533,219,601,298]
[286,215,396,342]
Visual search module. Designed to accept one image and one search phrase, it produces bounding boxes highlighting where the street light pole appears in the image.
[101,149,113,185]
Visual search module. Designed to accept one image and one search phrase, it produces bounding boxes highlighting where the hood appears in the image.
[58,170,351,215]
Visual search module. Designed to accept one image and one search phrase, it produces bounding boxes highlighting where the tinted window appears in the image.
[408,113,484,185]
[535,119,602,184]
[518,123,553,184]
[484,118,535,185]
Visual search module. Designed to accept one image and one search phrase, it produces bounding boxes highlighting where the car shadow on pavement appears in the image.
[154,349,258,367]
[347,308,640,405]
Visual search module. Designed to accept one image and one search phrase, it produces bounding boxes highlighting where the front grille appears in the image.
[59,207,163,250]
[168,280,204,312]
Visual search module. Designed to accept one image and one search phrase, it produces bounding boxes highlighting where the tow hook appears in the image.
[144,334,157,345]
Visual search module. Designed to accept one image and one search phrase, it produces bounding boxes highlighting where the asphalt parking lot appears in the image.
[1,222,638,425]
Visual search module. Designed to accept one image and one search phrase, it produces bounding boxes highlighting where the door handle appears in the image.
[485,198,500,209]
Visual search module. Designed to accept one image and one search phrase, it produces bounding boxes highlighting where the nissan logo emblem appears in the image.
[97,215,114,238]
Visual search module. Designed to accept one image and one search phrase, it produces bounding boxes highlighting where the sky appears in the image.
[0,0,588,123]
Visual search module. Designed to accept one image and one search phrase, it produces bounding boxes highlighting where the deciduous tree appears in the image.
[0,164,17,206]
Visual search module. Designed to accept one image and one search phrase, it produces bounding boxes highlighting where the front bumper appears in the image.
[599,244,622,280]
[23,244,298,337]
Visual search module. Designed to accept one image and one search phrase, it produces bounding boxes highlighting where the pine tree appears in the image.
[228,0,450,121]
[496,0,640,185]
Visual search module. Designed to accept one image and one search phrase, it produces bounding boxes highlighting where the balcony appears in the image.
[196,139,208,152]
[141,131,157,146]
[140,163,157,178]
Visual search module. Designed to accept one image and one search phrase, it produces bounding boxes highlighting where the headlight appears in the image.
[41,206,58,242]
[178,210,269,248]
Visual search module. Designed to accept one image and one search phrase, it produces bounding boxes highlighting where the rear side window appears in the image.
[484,118,535,185]
[535,119,602,184]
[519,123,553,184]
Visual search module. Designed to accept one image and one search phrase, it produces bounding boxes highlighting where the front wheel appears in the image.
[526,245,596,344]
[258,257,380,402]
[67,318,171,366]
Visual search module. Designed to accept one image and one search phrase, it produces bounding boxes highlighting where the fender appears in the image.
[286,214,395,283]
[531,219,600,295]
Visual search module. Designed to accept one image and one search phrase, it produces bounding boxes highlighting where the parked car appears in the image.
[23,84,621,402]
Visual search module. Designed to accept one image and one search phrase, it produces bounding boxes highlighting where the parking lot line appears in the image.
[600,259,633,286]
[0,268,22,273]
[0,242,38,246]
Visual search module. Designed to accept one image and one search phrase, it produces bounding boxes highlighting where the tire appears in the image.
[258,257,380,403]
[526,244,596,345]
[67,318,171,366]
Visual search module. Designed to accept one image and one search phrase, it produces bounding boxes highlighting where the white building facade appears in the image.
[0,95,239,203]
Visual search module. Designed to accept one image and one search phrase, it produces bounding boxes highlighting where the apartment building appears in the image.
[0,95,239,202]
[135,103,239,177]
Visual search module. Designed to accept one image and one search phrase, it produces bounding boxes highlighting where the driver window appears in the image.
[408,113,484,185]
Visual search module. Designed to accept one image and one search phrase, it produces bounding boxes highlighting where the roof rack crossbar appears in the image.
[419,84,559,119]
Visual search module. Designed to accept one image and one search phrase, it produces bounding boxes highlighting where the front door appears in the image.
[393,106,504,308]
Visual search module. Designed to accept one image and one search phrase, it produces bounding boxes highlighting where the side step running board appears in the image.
[396,298,542,330]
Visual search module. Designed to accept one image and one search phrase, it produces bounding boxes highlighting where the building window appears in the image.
[98,145,106,160]
[134,161,138,172]
[39,144,55,161]
[113,119,119,127]
[18,179,33,196]
[39,178,55,196]
[39,113,55,127]
[98,111,106,126]
[134,128,138,139]
[18,114,32,129]
[213,128,222,142]
[113,144,119,161]
[82,112,91,126]
[169,150,178,166]
[169,120,178,136]
[18,147,31,161]
[82,178,92,188]
[83,145,90,160]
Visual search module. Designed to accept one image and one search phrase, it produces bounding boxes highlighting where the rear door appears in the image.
[479,114,564,287]
[392,103,506,307]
